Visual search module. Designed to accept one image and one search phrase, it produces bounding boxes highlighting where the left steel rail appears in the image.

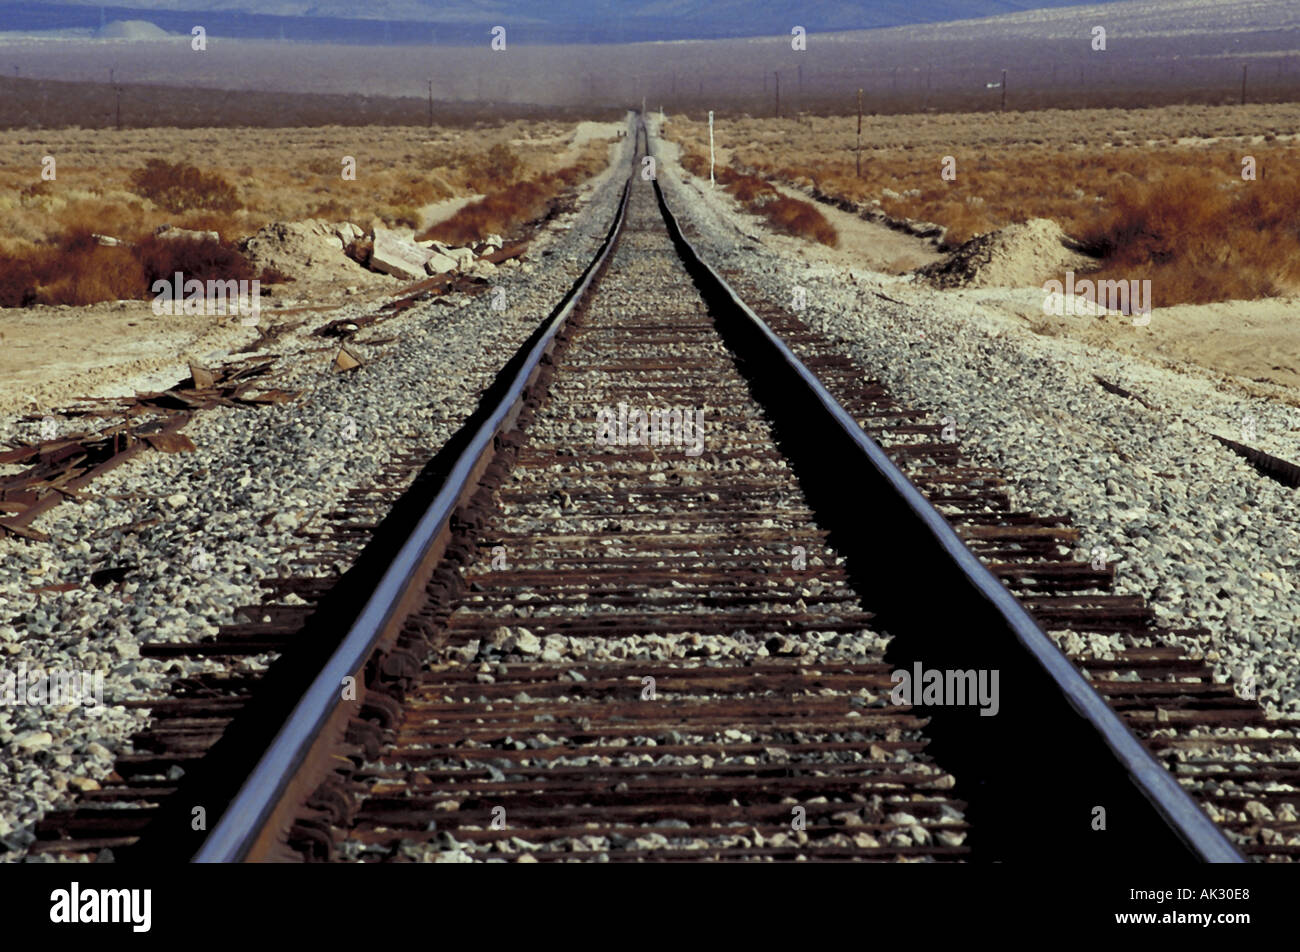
[191,121,639,863]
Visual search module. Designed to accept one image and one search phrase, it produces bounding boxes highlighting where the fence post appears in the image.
[856,88,863,178]
[708,109,715,188]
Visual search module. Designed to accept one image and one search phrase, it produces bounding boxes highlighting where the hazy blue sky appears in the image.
[10,1,1133,43]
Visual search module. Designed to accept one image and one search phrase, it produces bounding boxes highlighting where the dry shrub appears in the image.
[1,231,150,306]
[761,195,838,247]
[19,181,53,201]
[36,246,147,306]
[554,164,591,188]
[0,124,614,307]
[1074,166,1300,304]
[727,174,777,203]
[419,176,555,246]
[307,198,349,220]
[421,142,609,246]
[0,253,37,307]
[679,148,837,247]
[175,209,243,239]
[416,146,610,247]
[464,143,524,192]
[129,159,241,214]
[680,152,710,178]
[0,230,261,308]
[389,180,443,207]
[58,199,153,243]
[927,200,997,248]
[670,119,1300,305]
[134,235,256,287]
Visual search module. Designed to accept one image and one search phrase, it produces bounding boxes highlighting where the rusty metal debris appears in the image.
[1,361,297,540]
[332,346,363,373]
[382,271,492,316]
[1094,375,1300,488]
[1094,375,1160,411]
[310,264,500,341]
[1212,433,1300,488]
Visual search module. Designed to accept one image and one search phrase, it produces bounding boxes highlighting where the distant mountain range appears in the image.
[2,1,1135,43]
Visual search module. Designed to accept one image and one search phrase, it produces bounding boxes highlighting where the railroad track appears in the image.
[29,118,1300,863]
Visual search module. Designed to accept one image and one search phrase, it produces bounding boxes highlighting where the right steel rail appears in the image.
[646,123,1243,863]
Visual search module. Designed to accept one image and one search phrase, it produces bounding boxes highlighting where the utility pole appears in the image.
[115,85,121,129]
[856,88,863,178]
[774,71,780,117]
[1241,64,1248,105]
[427,79,433,127]
[797,63,803,106]
[708,109,715,188]
[852,88,863,178]
[1001,69,1007,111]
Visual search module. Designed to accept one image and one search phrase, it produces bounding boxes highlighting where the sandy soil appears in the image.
[678,116,1300,404]
[770,181,943,274]
[670,139,943,275]
[0,300,261,417]
[0,117,623,424]
[418,193,483,230]
[678,150,1300,416]
[981,287,1300,397]
[0,285,411,420]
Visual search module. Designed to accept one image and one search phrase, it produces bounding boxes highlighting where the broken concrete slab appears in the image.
[445,247,475,269]
[370,227,437,280]
[424,251,459,275]
[156,224,220,243]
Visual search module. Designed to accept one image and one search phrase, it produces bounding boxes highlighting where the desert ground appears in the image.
[0,119,623,418]
[6,99,1299,426]
[662,104,1300,411]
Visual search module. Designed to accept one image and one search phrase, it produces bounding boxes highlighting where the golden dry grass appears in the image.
[679,149,837,247]
[0,121,614,306]
[666,104,1300,305]
[418,139,612,246]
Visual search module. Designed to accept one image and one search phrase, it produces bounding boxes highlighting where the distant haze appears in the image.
[1,0,1297,117]
[3,0,1135,43]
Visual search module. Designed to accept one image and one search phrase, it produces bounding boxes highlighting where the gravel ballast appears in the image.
[0,125,634,861]
[652,118,1300,720]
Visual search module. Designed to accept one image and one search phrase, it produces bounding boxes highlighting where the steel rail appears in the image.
[192,114,1243,862]
[644,120,1242,863]
[192,118,641,863]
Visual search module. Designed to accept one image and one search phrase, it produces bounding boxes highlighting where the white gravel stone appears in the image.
[652,117,1300,720]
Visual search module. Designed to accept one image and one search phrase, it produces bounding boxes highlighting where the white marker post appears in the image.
[708,110,715,188]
